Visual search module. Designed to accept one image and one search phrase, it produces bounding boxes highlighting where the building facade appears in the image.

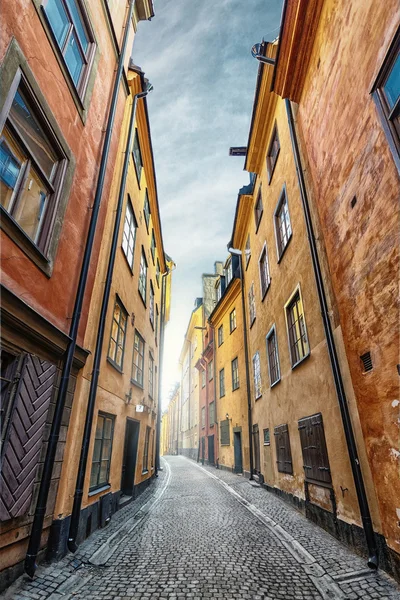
[195,323,217,466]
[0,0,154,588]
[271,0,400,577]
[51,65,171,557]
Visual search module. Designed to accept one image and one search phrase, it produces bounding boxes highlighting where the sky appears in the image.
[132,0,283,407]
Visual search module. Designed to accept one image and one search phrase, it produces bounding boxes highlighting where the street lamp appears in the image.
[227,247,254,480]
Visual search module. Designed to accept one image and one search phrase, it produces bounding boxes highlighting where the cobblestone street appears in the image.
[5,457,400,600]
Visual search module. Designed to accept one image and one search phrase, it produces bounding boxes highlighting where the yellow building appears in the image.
[209,257,250,474]
[227,39,380,556]
[51,64,172,555]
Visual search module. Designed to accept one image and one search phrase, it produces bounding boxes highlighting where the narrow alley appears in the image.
[5,457,400,600]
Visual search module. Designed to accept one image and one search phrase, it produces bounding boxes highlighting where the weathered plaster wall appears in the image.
[297,0,400,557]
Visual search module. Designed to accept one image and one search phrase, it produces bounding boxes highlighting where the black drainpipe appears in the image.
[285,98,378,569]
[68,82,151,552]
[238,254,254,481]
[24,0,137,577]
[155,266,171,473]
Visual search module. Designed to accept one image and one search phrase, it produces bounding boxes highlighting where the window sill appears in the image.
[138,291,147,308]
[131,378,144,389]
[209,424,214,429]
[305,478,332,489]
[245,257,251,271]
[232,386,240,392]
[267,150,280,184]
[249,317,256,329]
[107,357,124,373]
[88,483,111,497]
[255,394,262,401]
[261,284,271,303]
[291,351,310,371]
[220,394,225,398]
[230,327,237,335]
[270,377,281,388]
[277,234,292,264]
[121,247,134,275]
[255,211,264,234]
[142,469,149,475]
[263,443,270,447]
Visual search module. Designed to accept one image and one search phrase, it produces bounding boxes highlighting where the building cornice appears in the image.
[272,0,324,102]
[230,192,254,251]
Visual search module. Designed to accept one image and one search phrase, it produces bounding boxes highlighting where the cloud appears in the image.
[133,0,283,406]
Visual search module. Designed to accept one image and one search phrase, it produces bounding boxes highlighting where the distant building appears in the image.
[194,322,217,466]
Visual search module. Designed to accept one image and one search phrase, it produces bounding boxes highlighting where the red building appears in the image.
[196,324,218,466]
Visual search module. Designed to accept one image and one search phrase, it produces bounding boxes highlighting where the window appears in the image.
[156,258,160,287]
[208,360,213,381]
[150,229,156,263]
[254,187,263,230]
[209,401,215,426]
[43,0,95,94]
[90,413,114,490]
[266,326,280,386]
[138,248,147,303]
[298,414,332,485]
[274,424,293,474]
[122,196,136,269]
[148,352,154,399]
[107,298,127,370]
[372,27,400,168]
[132,330,145,386]
[245,234,251,268]
[219,368,225,397]
[0,78,66,251]
[220,418,230,446]
[231,357,239,390]
[252,352,262,399]
[226,258,233,284]
[132,129,143,183]
[274,187,292,259]
[143,190,150,229]
[259,243,270,298]
[155,305,159,344]
[201,407,206,428]
[216,279,222,301]
[266,124,280,182]
[248,282,256,325]
[201,369,206,388]
[263,428,270,446]
[218,325,224,346]
[142,426,150,473]
[229,308,237,333]
[149,281,154,327]
[286,290,309,367]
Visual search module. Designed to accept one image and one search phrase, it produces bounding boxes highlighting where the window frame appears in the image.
[218,324,224,347]
[201,369,206,388]
[245,234,251,269]
[148,351,154,399]
[131,329,145,388]
[0,68,72,273]
[248,282,256,326]
[121,195,137,271]
[266,324,281,387]
[298,413,332,486]
[149,280,155,328]
[89,412,115,492]
[274,423,293,475]
[209,401,215,427]
[252,351,262,400]
[208,359,213,381]
[258,242,271,300]
[371,26,400,172]
[201,406,206,429]
[143,189,150,231]
[254,186,263,232]
[229,308,237,333]
[107,296,128,372]
[150,229,156,264]
[132,128,143,185]
[274,185,292,262]
[266,122,280,183]
[285,286,310,369]
[138,247,148,305]
[263,428,270,446]
[231,357,239,391]
[225,257,233,284]
[219,367,225,398]
[156,258,160,287]
[220,418,230,446]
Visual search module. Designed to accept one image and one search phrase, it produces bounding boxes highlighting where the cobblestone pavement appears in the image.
[4,456,400,600]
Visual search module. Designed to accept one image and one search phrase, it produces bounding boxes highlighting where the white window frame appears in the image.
[258,242,271,300]
[252,351,262,399]
[266,324,281,387]
[249,282,256,325]
[284,284,310,369]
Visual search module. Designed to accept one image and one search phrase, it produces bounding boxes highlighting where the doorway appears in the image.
[208,434,215,466]
[121,419,140,496]
[233,431,243,473]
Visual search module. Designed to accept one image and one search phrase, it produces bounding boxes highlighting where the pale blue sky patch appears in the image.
[133,0,283,406]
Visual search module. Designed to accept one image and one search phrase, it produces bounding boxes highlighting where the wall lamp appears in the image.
[251,43,276,66]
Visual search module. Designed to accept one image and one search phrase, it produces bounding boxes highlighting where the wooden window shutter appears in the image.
[274,424,293,474]
[298,413,331,485]
[0,354,57,521]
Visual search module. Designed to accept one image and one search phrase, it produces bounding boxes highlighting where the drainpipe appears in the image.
[285,98,378,569]
[24,0,137,578]
[227,249,254,480]
[67,81,152,552]
[156,264,174,473]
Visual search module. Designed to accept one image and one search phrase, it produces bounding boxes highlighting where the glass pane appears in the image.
[0,131,24,210]
[101,438,111,460]
[65,0,89,53]
[12,165,49,242]
[10,90,58,180]
[103,417,112,440]
[111,319,119,341]
[384,52,400,109]
[92,438,102,462]
[95,416,104,439]
[108,338,116,361]
[64,32,84,85]
[99,460,108,484]
[114,302,121,321]
[116,343,123,366]
[90,462,99,488]
[45,0,70,48]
